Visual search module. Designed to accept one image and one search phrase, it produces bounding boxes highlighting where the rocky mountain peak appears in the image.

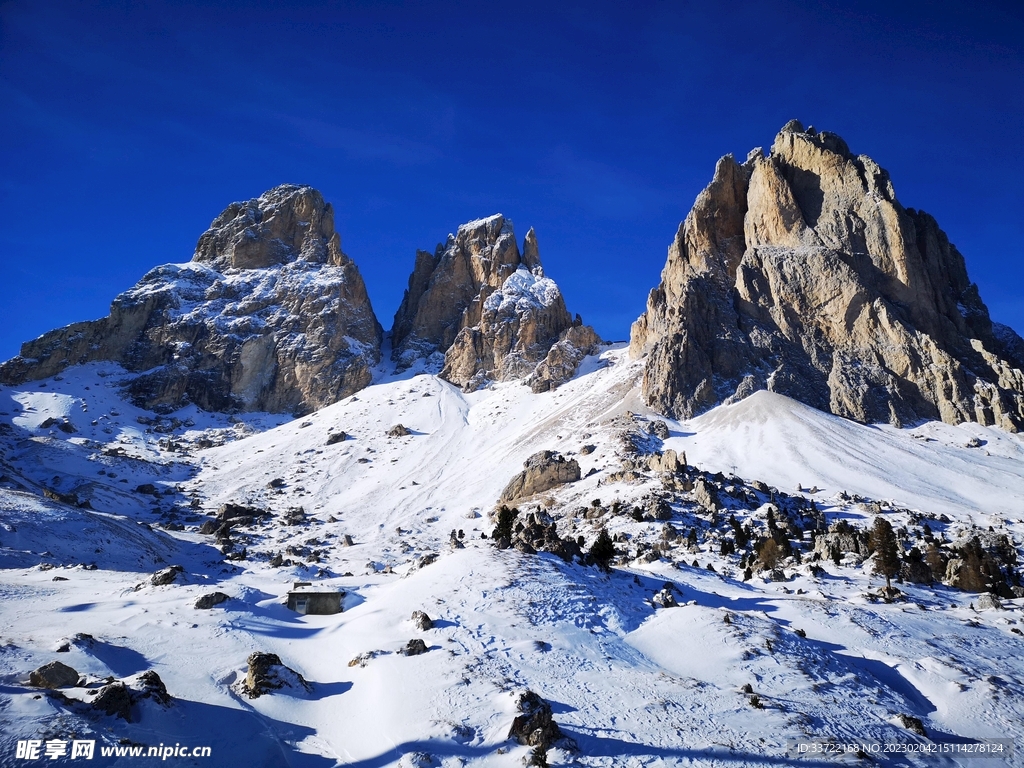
[192,184,345,270]
[0,186,382,414]
[390,214,522,361]
[391,215,600,391]
[631,121,1024,430]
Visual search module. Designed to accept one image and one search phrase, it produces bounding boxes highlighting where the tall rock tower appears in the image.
[631,121,1024,430]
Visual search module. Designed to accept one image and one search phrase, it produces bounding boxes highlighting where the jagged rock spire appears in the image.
[392,215,600,391]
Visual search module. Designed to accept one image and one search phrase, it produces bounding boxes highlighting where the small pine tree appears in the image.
[589,529,615,571]
[492,505,518,541]
[870,516,900,591]
[729,515,751,549]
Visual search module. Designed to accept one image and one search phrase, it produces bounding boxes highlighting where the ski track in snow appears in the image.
[0,348,1022,766]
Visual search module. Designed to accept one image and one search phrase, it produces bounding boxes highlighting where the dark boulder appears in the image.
[508,691,562,750]
[195,592,230,609]
[93,682,133,721]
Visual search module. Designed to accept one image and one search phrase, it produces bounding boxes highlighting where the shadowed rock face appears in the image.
[391,214,600,391]
[631,121,1024,430]
[0,185,383,414]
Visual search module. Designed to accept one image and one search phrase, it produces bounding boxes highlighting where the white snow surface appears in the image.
[0,347,1022,767]
[673,390,1024,519]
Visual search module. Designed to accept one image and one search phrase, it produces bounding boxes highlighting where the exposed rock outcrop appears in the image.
[508,691,563,750]
[631,121,1024,430]
[391,215,600,390]
[242,652,310,698]
[92,681,133,720]
[194,592,229,609]
[28,661,79,689]
[0,185,383,414]
[502,508,582,561]
[499,451,581,503]
[150,564,184,586]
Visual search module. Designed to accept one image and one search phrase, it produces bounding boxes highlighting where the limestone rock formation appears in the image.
[391,215,600,390]
[499,450,581,503]
[0,185,383,414]
[631,121,1024,430]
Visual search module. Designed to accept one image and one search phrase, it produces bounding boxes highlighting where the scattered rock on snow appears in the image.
[348,650,386,668]
[401,639,429,656]
[400,751,435,767]
[652,588,678,608]
[326,432,348,445]
[508,691,562,750]
[92,681,133,720]
[897,714,927,736]
[976,593,1003,611]
[133,670,172,706]
[242,652,310,698]
[150,565,184,586]
[411,611,433,631]
[28,661,79,689]
[647,420,670,439]
[217,502,264,523]
[194,592,230,609]
[387,424,410,437]
[418,553,438,568]
[505,508,582,562]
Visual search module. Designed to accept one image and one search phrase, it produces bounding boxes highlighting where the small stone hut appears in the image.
[286,582,344,615]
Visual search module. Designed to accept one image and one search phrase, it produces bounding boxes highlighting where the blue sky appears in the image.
[1,0,1022,359]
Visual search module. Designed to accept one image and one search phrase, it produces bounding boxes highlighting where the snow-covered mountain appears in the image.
[0,186,384,416]
[1,124,1024,767]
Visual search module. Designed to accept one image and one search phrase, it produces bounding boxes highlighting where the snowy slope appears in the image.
[1,347,1022,767]
[673,390,1024,520]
